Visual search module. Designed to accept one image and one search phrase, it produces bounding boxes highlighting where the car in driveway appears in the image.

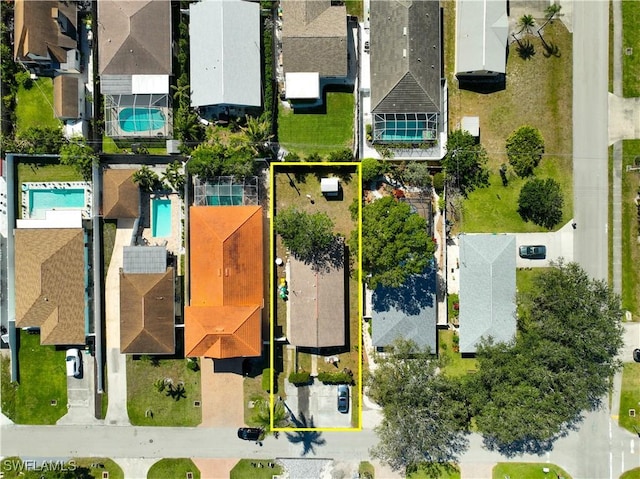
[65,348,81,378]
[337,384,349,413]
[634,348,640,363]
[237,427,263,441]
[519,245,547,259]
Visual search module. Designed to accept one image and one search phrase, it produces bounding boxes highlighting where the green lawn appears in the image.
[102,220,117,278]
[230,459,283,479]
[439,329,477,377]
[17,162,83,183]
[493,463,573,479]
[102,135,167,155]
[516,268,545,295]
[15,78,61,133]
[622,0,640,97]
[407,464,460,479]
[147,459,200,479]
[0,457,123,479]
[127,356,202,426]
[621,141,640,319]
[621,467,640,479]
[345,0,363,18]
[0,331,68,424]
[619,363,640,434]
[278,92,355,157]
[74,458,124,479]
[359,461,375,478]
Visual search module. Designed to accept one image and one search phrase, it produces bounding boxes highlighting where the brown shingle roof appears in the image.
[15,228,85,345]
[54,75,79,119]
[97,0,172,75]
[14,0,77,63]
[120,267,175,354]
[102,169,139,219]
[185,206,264,358]
[281,0,347,77]
[288,248,346,348]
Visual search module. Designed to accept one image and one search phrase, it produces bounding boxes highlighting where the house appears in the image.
[102,168,140,219]
[98,0,172,138]
[370,0,443,155]
[185,206,264,358]
[372,266,437,353]
[14,0,80,76]
[281,0,347,102]
[14,226,86,345]
[189,0,261,111]
[455,0,508,80]
[288,242,346,349]
[458,234,516,355]
[120,246,175,354]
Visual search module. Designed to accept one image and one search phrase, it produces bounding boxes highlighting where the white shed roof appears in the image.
[321,177,339,192]
[285,72,320,99]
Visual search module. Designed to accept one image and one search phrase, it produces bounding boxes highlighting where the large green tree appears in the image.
[274,207,335,263]
[517,177,563,229]
[187,140,256,180]
[442,130,489,196]
[467,262,623,454]
[506,126,545,178]
[15,126,66,154]
[361,158,388,184]
[361,196,434,289]
[59,137,97,181]
[368,339,469,474]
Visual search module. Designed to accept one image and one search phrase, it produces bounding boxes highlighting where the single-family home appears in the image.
[455,0,508,81]
[189,0,261,114]
[458,234,516,355]
[120,246,175,354]
[281,0,348,103]
[102,168,140,219]
[185,206,264,358]
[372,266,437,353]
[98,0,172,138]
[369,0,444,157]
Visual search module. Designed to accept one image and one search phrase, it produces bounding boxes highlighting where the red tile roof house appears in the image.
[185,206,264,359]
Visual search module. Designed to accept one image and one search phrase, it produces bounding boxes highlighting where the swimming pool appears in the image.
[119,107,165,133]
[29,188,85,218]
[152,199,172,237]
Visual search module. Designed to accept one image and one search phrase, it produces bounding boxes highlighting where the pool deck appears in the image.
[140,192,183,256]
[21,182,92,220]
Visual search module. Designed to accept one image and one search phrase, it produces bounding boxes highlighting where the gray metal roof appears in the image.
[458,234,516,354]
[189,0,261,108]
[123,246,167,274]
[370,0,441,114]
[372,266,437,352]
[455,0,508,75]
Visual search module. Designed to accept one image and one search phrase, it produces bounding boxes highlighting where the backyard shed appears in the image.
[321,177,339,196]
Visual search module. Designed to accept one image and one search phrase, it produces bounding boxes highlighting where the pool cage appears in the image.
[193,176,259,206]
[104,93,172,138]
[373,112,439,143]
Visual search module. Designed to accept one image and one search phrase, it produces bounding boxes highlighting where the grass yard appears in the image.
[516,268,546,294]
[622,0,640,98]
[0,331,67,424]
[230,459,283,479]
[74,458,124,479]
[493,463,572,479]
[621,141,640,319]
[407,464,460,479]
[359,461,375,478]
[439,329,476,377]
[126,356,202,426]
[17,161,83,183]
[444,10,573,234]
[102,135,167,155]
[0,457,123,479]
[147,459,200,479]
[15,78,61,133]
[345,0,362,18]
[619,362,640,434]
[621,467,640,479]
[278,92,355,157]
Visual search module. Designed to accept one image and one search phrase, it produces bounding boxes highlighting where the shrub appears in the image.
[317,370,354,385]
[432,172,445,193]
[506,125,545,178]
[186,358,199,372]
[288,371,311,385]
[262,368,272,392]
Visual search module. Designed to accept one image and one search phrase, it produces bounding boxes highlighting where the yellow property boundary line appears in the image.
[269,161,363,432]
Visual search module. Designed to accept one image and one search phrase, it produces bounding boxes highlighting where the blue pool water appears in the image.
[29,188,85,218]
[381,120,428,141]
[119,107,165,133]
[152,199,172,237]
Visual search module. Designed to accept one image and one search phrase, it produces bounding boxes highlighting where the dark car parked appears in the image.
[633,348,640,363]
[519,245,547,259]
[237,427,263,441]
[337,384,349,414]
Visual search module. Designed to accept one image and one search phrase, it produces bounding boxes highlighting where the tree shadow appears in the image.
[285,411,327,456]
[300,236,345,274]
[372,266,436,316]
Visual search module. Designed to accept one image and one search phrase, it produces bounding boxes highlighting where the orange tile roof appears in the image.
[185,206,264,358]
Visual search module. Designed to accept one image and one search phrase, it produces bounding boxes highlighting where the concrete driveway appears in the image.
[57,350,101,425]
[199,358,245,428]
[513,220,575,268]
[284,381,352,429]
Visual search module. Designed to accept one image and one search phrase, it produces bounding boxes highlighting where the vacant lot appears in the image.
[278,92,355,157]
[444,0,573,233]
[621,141,640,319]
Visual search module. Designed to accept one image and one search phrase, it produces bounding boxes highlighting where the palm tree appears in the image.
[539,32,561,58]
[537,3,562,32]
[517,14,536,35]
[241,114,273,155]
[162,161,185,194]
[250,397,289,434]
[512,35,536,60]
[133,165,160,192]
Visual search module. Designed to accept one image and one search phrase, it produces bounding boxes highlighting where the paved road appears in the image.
[572,0,609,283]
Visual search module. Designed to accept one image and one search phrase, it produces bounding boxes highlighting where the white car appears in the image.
[65,348,81,378]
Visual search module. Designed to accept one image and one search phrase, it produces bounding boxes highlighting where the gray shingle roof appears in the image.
[370,0,441,114]
[458,234,516,354]
[281,0,347,77]
[189,0,261,108]
[455,0,508,76]
[372,266,437,352]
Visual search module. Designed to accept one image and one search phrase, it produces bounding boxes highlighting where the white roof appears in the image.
[132,75,169,94]
[16,210,83,229]
[189,0,261,108]
[321,177,339,192]
[285,72,320,99]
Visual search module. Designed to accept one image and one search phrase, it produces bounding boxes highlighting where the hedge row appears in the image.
[288,371,311,385]
[317,371,354,385]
